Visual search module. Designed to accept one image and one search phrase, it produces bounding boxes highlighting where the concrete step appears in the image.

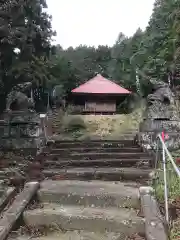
[42,167,154,182]
[50,140,137,148]
[48,152,149,160]
[8,231,129,240]
[107,136,136,140]
[45,147,143,154]
[23,204,145,235]
[43,158,151,168]
[38,180,140,209]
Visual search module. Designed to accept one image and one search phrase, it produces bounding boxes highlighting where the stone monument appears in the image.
[0,82,46,151]
[139,79,180,150]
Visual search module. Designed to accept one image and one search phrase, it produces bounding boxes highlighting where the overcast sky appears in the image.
[46,0,155,49]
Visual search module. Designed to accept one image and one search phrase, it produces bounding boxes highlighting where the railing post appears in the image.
[162,142,169,223]
[156,133,180,226]
[40,114,47,143]
[159,134,180,178]
[155,138,159,169]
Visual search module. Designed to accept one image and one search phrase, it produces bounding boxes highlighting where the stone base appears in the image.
[0,110,45,150]
[140,119,180,132]
[139,119,180,150]
[139,131,180,150]
[0,138,43,149]
[2,110,40,124]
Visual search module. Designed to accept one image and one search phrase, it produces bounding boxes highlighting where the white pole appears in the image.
[158,134,180,178]
[40,114,48,143]
[162,144,169,223]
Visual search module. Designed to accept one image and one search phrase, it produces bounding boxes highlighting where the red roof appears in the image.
[71,74,131,94]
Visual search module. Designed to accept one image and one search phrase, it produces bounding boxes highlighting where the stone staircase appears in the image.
[7,139,158,240]
[47,108,63,135]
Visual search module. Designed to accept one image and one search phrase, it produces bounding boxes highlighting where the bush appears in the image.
[63,116,86,132]
[66,105,84,114]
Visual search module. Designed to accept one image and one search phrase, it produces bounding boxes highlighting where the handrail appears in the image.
[158,134,180,178]
[156,133,180,224]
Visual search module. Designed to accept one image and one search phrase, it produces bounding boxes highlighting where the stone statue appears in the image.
[6,82,34,112]
[0,82,44,150]
[144,79,179,120]
[139,79,180,150]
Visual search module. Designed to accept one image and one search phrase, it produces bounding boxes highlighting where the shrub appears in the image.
[66,105,84,114]
[64,116,86,132]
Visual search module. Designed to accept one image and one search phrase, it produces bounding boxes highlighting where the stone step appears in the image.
[45,147,143,154]
[50,140,137,148]
[42,167,154,182]
[43,158,151,168]
[48,152,149,160]
[54,139,135,143]
[23,204,145,235]
[52,136,137,141]
[0,168,26,176]
[8,231,128,240]
[107,136,136,140]
[38,180,140,209]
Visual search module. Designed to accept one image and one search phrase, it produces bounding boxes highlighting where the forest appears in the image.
[1,0,180,112]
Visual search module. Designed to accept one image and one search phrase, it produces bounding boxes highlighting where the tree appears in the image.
[109,29,144,92]
[134,0,180,85]
[49,0,180,98]
[0,0,55,113]
[49,54,78,94]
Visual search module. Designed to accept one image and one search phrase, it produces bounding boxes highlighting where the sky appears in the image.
[46,0,155,49]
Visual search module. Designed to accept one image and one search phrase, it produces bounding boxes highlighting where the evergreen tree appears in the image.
[0,0,54,113]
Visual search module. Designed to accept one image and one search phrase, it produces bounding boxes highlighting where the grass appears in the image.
[153,152,180,239]
[154,162,180,202]
[170,219,180,240]
[169,151,180,240]
[52,106,145,141]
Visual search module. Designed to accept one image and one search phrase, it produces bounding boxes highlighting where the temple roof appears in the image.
[71,74,131,94]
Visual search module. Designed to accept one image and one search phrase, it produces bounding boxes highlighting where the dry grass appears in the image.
[52,105,145,141]
[83,107,144,139]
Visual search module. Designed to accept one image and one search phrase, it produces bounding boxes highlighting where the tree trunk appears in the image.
[0,93,7,115]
